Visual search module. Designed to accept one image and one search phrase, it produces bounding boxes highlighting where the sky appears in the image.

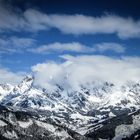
[0,0,140,88]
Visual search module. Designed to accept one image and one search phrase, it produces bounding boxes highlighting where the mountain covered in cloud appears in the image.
[0,75,140,140]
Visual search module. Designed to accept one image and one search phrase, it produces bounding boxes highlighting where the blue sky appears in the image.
[0,0,140,85]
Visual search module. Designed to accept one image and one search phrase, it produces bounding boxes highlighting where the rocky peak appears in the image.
[16,75,34,93]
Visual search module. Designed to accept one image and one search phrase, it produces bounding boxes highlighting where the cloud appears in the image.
[0,37,36,54]
[95,42,125,53]
[0,1,140,39]
[0,67,25,85]
[23,9,50,31]
[10,37,36,48]
[32,55,140,90]
[28,42,95,54]
[44,14,140,39]
[28,42,125,54]
[0,0,26,32]
[22,10,140,39]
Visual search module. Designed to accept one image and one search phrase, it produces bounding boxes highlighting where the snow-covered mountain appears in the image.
[0,75,140,140]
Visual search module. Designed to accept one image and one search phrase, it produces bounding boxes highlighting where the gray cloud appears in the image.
[0,0,26,32]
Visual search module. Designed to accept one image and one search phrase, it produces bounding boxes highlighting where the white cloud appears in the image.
[0,67,25,85]
[0,37,36,54]
[32,62,66,90]
[23,10,140,39]
[0,1,140,39]
[95,42,125,53]
[28,42,95,54]
[28,42,125,54]
[23,9,50,31]
[32,55,140,90]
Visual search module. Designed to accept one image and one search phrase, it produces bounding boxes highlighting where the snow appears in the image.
[70,112,96,134]
[100,108,110,112]
[76,127,89,135]
[0,84,14,100]
[113,114,140,140]
[1,75,140,113]
[8,113,15,124]
[35,120,72,139]
[109,112,116,117]
[16,75,33,93]
[3,131,18,139]
[35,120,56,132]
[88,95,101,103]
[55,130,72,140]
[71,112,94,121]
[0,75,140,138]
[0,120,7,126]
[18,119,33,128]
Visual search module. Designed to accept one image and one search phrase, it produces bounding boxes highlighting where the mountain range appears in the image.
[0,75,140,140]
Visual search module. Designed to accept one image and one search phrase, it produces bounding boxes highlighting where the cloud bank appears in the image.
[0,1,140,39]
[1,54,140,89]
[32,55,140,90]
